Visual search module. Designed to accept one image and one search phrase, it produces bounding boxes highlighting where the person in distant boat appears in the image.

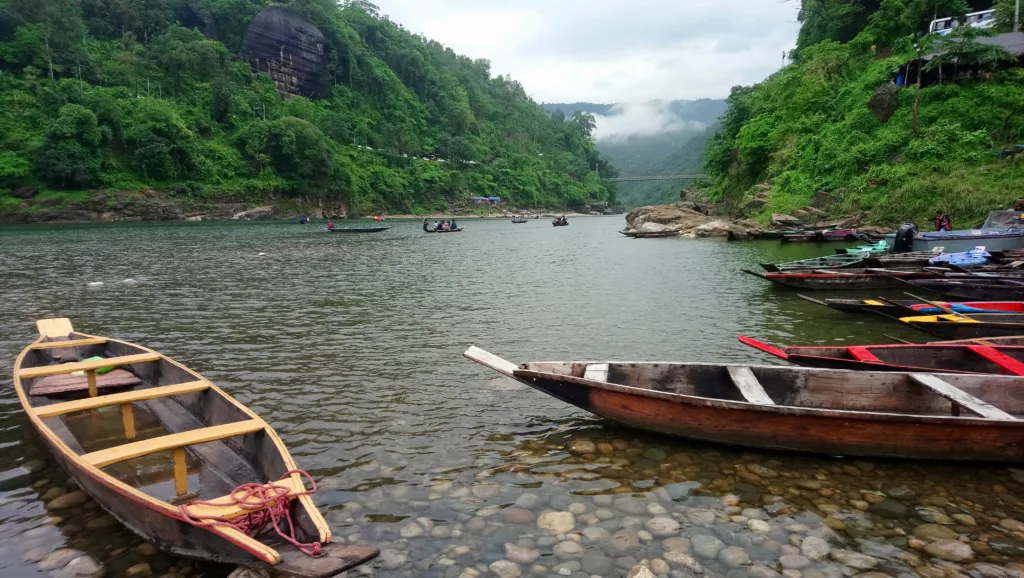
[328,220,335,230]
[934,211,951,232]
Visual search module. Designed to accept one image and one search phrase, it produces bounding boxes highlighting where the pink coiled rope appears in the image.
[178,469,322,556]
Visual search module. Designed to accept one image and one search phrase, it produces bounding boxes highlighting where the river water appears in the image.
[0,218,1021,578]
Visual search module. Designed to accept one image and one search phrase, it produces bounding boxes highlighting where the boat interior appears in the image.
[14,319,323,550]
[517,360,1024,419]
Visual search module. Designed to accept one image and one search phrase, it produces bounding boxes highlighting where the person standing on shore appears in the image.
[934,211,951,232]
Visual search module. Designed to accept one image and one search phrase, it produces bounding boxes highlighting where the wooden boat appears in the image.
[425,227,464,233]
[738,335,1024,375]
[327,227,390,233]
[899,313,1024,340]
[904,278,1024,301]
[13,319,377,577]
[743,268,936,290]
[760,254,865,272]
[798,294,1024,319]
[619,229,681,238]
[463,346,1024,461]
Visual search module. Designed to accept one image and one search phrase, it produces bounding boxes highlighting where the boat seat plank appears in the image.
[83,419,267,468]
[29,369,141,397]
[967,345,1024,376]
[727,366,776,405]
[33,381,211,418]
[847,347,882,362]
[583,363,609,382]
[32,338,108,350]
[37,318,74,339]
[182,476,308,520]
[908,373,1016,420]
[17,353,162,379]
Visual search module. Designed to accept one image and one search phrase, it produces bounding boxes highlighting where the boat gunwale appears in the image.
[13,328,332,564]
[511,363,1024,426]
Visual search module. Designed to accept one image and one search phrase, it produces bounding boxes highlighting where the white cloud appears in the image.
[376,0,801,102]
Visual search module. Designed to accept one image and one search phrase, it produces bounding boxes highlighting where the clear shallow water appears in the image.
[0,218,1021,578]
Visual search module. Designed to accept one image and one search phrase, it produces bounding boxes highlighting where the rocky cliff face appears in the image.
[240,7,325,98]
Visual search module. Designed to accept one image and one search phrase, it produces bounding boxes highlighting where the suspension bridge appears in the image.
[602,174,707,183]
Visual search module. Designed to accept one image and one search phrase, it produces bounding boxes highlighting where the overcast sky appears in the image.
[377,0,802,104]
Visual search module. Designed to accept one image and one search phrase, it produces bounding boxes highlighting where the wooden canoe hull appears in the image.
[520,373,1024,460]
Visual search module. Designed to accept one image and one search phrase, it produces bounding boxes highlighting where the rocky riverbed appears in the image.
[6,430,1024,578]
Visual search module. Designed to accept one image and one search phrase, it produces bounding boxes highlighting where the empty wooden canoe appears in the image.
[464,346,1024,461]
[738,334,1024,375]
[14,319,377,577]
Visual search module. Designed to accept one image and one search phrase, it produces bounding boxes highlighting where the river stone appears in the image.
[748,520,771,533]
[554,541,584,559]
[664,537,691,552]
[646,517,681,537]
[664,551,704,573]
[693,535,726,559]
[924,540,974,562]
[718,546,750,568]
[47,491,88,511]
[569,441,596,455]
[917,507,953,525]
[868,499,909,519]
[800,537,830,560]
[491,560,522,578]
[39,549,83,571]
[829,550,878,569]
[614,497,648,515]
[607,529,642,556]
[583,526,612,543]
[516,493,544,509]
[779,555,810,570]
[538,512,576,533]
[506,544,540,564]
[913,524,958,541]
[688,509,716,526]
[581,552,614,575]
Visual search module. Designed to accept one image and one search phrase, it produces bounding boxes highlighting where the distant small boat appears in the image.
[426,227,464,233]
[464,346,1024,461]
[327,227,390,234]
[739,334,1024,375]
[14,319,378,576]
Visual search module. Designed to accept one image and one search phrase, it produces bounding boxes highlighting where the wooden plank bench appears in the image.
[727,366,776,405]
[182,476,308,520]
[33,380,211,418]
[909,373,1016,420]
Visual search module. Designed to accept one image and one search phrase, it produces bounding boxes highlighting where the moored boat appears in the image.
[738,334,1024,375]
[464,346,1024,461]
[13,319,377,577]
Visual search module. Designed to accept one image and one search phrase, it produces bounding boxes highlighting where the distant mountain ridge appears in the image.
[543,99,728,128]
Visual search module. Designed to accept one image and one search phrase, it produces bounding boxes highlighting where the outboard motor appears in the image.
[893,223,917,253]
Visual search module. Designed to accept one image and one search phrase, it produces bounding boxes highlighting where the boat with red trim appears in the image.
[738,334,1024,375]
[13,319,377,577]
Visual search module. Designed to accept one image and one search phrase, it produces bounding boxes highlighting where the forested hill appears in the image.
[703,0,1024,226]
[0,0,617,218]
[544,99,726,208]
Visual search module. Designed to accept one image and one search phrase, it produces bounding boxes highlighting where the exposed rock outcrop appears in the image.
[240,7,325,98]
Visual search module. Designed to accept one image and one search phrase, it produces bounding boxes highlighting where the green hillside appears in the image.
[704,0,1024,227]
[0,0,616,218]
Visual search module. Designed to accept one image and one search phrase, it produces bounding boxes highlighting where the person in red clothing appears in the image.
[934,211,951,231]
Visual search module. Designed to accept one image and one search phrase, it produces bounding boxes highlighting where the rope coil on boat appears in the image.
[178,469,322,556]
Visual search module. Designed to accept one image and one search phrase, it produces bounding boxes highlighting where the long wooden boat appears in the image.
[798,294,1024,319]
[743,268,936,290]
[463,346,1024,461]
[900,313,1024,340]
[738,335,1024,375]
[328,227,390,233]
[904,278,1024,300]
[13,319,377,577]
[425,227,464,233]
